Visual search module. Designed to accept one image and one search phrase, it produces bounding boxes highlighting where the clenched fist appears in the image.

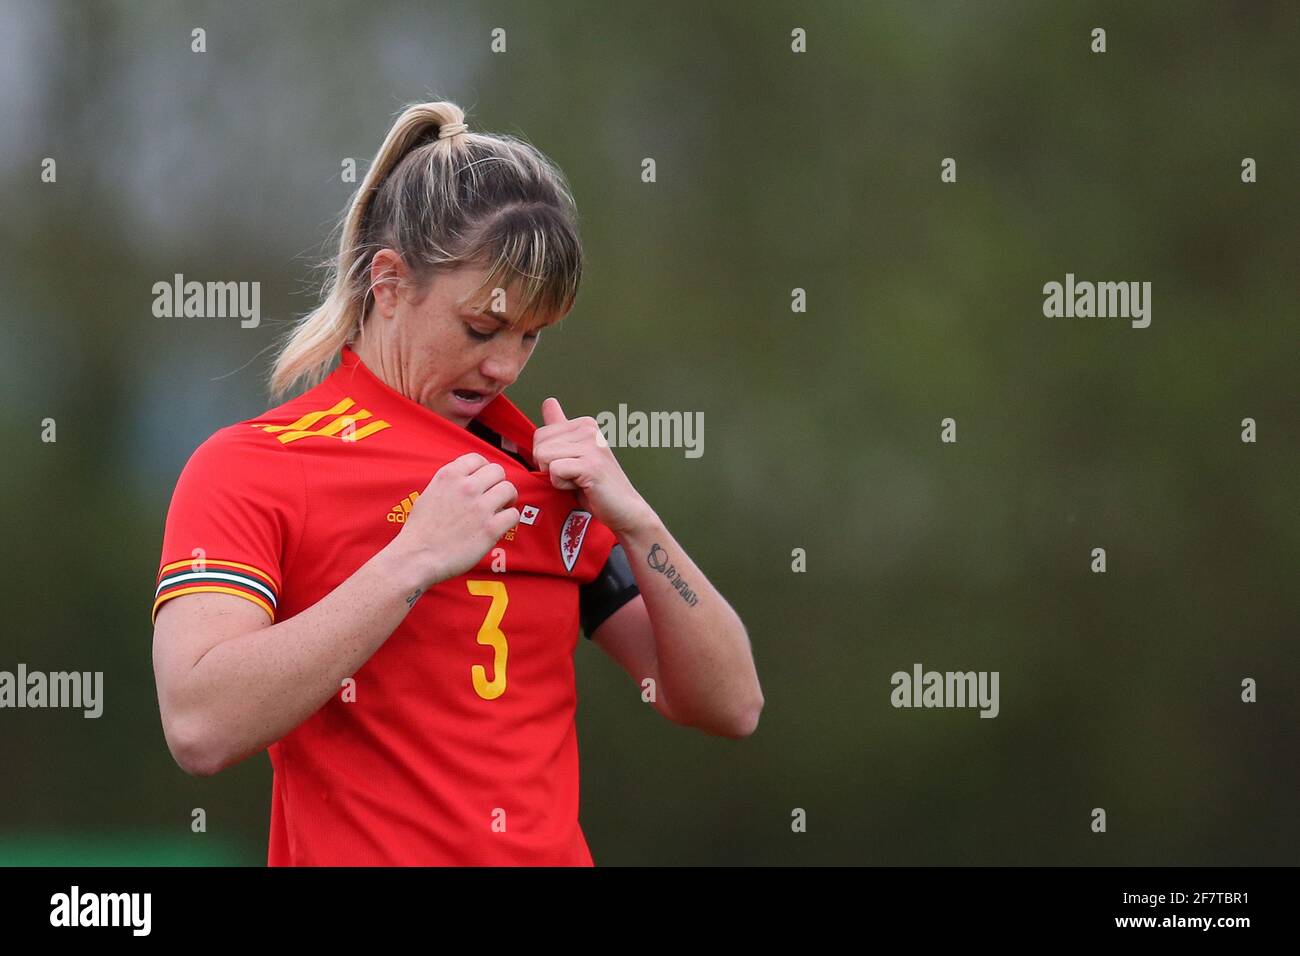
[533,397,653,535]
[393,452,519,587]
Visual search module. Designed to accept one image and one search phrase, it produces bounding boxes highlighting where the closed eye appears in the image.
[465,325,542,344]
[463,314,543,343]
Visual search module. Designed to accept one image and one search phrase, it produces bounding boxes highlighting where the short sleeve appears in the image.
[152,427,305,626]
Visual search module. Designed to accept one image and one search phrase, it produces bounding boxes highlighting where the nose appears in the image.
[479,337,530,386]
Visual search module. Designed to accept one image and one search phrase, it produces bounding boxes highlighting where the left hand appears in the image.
[533,397,651,535]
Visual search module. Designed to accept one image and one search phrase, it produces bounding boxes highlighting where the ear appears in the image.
[369,249,410,318]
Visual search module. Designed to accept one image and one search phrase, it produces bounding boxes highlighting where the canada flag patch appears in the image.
[559,510,592,573]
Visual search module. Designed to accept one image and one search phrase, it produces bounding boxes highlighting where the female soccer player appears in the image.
[150,101,763,865]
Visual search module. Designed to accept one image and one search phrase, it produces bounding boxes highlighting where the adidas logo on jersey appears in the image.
[387,492,421,523]
[386,493,540,530]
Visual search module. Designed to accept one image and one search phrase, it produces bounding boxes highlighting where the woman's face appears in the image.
[361,252,563,427]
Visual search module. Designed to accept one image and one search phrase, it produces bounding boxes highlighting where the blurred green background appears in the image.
[1,0,1296,865]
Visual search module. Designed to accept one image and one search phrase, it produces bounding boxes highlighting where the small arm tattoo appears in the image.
[405,588,422,609]
[645,543,700,608]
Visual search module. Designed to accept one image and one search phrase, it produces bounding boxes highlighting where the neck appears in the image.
[349,333,475,430]
[351,333,409,401]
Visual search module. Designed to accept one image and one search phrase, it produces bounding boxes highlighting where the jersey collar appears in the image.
[333,343,541,464]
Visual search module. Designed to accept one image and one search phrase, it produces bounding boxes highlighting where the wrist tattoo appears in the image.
[405,587,422,609]
[645,543,700,608]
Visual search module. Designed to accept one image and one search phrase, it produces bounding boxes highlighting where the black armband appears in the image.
[579,544,640,639]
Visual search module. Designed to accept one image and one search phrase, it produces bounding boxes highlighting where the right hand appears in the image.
[392,453,519,587]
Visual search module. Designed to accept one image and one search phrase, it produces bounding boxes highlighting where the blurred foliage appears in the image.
[0,0,1296,865]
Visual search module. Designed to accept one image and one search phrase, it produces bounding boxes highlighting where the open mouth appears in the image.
[452,389,491,408]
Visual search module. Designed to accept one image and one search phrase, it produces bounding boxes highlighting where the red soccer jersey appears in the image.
[153,344,619,865]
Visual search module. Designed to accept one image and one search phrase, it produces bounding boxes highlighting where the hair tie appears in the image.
[437,122,468,140]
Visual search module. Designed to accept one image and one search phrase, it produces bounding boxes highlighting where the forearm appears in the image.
[180,543,427,773]
[615,507,762,736]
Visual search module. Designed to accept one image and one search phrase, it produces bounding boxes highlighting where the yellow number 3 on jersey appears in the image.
[466,580,508,700]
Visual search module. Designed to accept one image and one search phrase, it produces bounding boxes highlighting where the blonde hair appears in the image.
[268,101,583,400]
